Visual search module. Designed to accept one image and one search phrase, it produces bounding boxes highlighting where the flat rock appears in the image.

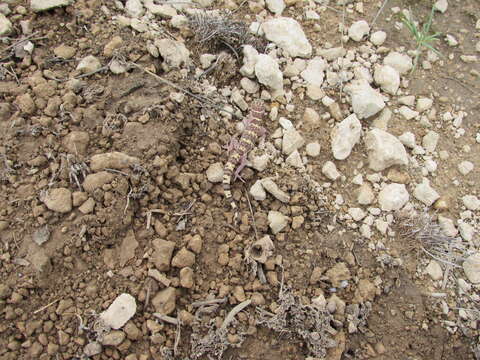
[171,247,195,268]
[384,51,413,75]
[42,188,72,213]
[30,0,73,12]
[422,131,439,153]
[255,54,283,92]
[463,253,480,284]
[374,65,399,95]
[101,331,126,346]
[378,183,409,211]
[348,20,370,41]
[152,287,176,315]
[152,239,175,271]
[250,180,266,201]
[54,44,76,59]
[268,210,288,234]
[261,178,290,203]
[262,17,312,58]
[125,0,144,17]
[84,342,102,357]
[300,57,327,87]
[83,171,115,193]
[458,161,474,176]
[76,55,102,74]
[322,161,341,181]
[63,131,90,155]
[0,14,12,36]
[426,260,443,280]
[282,128,304,155]
[119,230,138,267]
[265,0,285,14]
[206,162,223,183]
[331,114,362,160]
[154,38,190,71]
[99,293,136,329]
[344,80,385,119]
[90,152,139,171]
[462,195,480,211]
[413,179,440,206]
[364,129,408,171]
[370,31,387,46]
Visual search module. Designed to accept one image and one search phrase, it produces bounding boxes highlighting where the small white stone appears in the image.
[331,114,362,160]
[199,54,216,69]
[206,162,223,183]
[425,260,443,281]
[399,132,416,148]
[265,0,285,14]
[399,106,419,120]
[286,150,303,168]
[268,210,288,234]
[357,183,375,205]
[458,161,474,176]
[301,57,327,87]
[384,51,413,75]
[398,95,415,107]
[348,20,370,42]
[378,183,409,211]
[305,10,320,20]
[125,0,144,17]
[434,0,448,13]
[76,55,102,74]
[438,216,458,237]
[422,131,440,153]
[322,161,341,181]
[370,31,387,46]
[240,77,259,94]
[352,174,363,185]
[413,179,440,206]
[364,129,408,171]
[462,195,480,211]
[255,54,283,92]
[0,13,13,36]
[262,178,290,203]
[282,128,305,155]
[445,34,458,46]
[374,65,400,95]
[262,17,312,58]
[250,154,269,172]
[240,45,259,78]
[306,142,321,157]
[99,293,136,329]
[463,253,480,284]
[348,208,366,221]
[458,222,475,242]
[344,80,385,119]
[416,98,433,112]
[250,180,266,201]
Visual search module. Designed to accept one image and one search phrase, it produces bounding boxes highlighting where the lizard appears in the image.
[223,100,266,224]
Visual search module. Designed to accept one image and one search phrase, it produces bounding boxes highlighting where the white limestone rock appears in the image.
[364,129,408,171]
[262,17,312,58]
[378,183,409,211]
[330,114,362,160]
[344,80,385,119]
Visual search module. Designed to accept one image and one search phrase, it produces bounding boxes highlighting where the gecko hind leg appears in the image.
[233,154,248,183]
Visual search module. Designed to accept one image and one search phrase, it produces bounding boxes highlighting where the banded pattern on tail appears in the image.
[223,100,266,224]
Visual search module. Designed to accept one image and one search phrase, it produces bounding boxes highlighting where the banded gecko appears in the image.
[223,100,266,224]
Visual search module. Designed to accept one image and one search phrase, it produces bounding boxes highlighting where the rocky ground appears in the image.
[0,0,480,359]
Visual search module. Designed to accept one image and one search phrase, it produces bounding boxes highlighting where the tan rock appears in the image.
[187,234,203,254]
[326,262,351,287]
[63,131,90,155]
[16,93,36,114]
[82,171,115,193]
[152,239,175,271]
[103,36,124,57]
[54,44,76,59]
[90,152,139,171]
[42,188,72,213]
[119,230,138,267]
[171,247,195,268]
[101,330,125,346]
[179,267,194,288]
[152,287,176,315]
[78,198,95,214]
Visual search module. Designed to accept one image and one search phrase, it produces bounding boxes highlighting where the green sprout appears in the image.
[401,6,442,71]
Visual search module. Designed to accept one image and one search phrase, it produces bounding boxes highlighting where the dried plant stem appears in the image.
[220,299,251,331]
[154,313,180,325]
[192,298,227,307]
